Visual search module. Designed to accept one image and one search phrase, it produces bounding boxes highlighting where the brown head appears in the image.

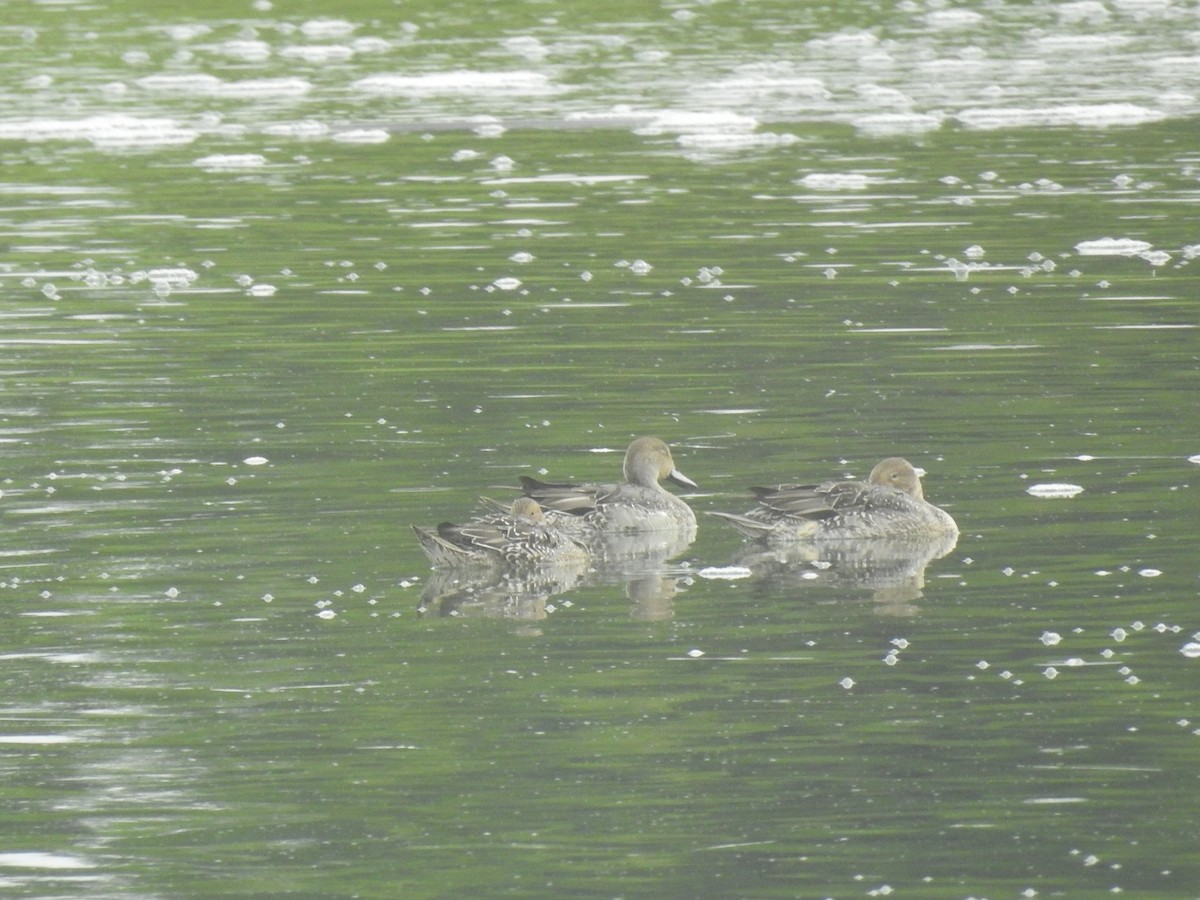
[509,497,546,522]
[867,457,924,500]
[622,437,698,490]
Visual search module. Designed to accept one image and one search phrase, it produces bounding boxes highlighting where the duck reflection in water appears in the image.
[730,532,960,615]
[413,497,590,621]
[710,457,959,612]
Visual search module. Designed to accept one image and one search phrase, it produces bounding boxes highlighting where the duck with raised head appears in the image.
[413,497,590,568]
[519,436,698,535]
[709,457,957,543]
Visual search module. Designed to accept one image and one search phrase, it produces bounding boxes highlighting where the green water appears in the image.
[2,1,1200,897]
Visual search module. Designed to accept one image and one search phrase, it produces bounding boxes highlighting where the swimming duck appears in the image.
[708,457,957,543]
[413,497,590,567]
[519,436,698,535]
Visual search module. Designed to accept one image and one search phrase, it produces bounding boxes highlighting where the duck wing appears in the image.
[519,476,602,517]
[748,481,842,521]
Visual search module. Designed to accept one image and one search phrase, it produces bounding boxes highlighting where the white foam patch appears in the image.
[194,153,268,170]
[332,129,391,144]
[0,115,199,148]
[137,73,223,93]
[0,852,95,869]
[213,39,272,62]
[137,74,311,98]
[926,8,986,28]
[262,120,330,138]
[633,109,759,135]
[798,173,875,190]
[956,103,1166,130]
[852,112,944,136]
[698,566,753,580]
[280,44,357,64]
[677,131,799,152]
[352,70,560,96]
[213,77,312,99]
[702,73,831,100]
[300,18,357,39]
[1027,483,1085,498]
[1075,238,1154,256]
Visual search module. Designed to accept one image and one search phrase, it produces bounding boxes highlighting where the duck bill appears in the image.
[667,467,698,489]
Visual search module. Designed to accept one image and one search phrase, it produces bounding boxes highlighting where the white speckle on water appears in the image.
[1111,628,1128,641]
[1180,642,1200,658]
[492,277,522,291]
[1138,568,1162,578]
[317,609,337,620]
[1040,631,1062,646]
[194,153,268,170]
[976,660,989,669]
[165,586,179,598]
[1027,483,1084,498]
[242,456,269,466]
[247,283,277,297]
[838,677,855,689]
[1043,667,1059,679]
[687,648,705,658]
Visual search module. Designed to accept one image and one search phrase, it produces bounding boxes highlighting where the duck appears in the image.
[518,436,698,535]
[708,457,957,543]
[412,497,590,568]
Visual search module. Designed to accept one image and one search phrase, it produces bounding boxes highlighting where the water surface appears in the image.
[1,0,1199,897]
